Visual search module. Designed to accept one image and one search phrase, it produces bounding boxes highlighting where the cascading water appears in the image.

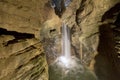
[59,23,72,67]
[49,1,97,79]
[49,23,98,80]
[62,23,71,58]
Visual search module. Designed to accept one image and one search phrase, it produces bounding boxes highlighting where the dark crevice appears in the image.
[29,53,44,62]
[16,65,23,70]
[101,3,120,22]
[113,13,120,59]
[14,46,36,56]
[95,24,120,80]
[30,68,45,80]
[99,3,120,61]
[3,39,19,46]
[50,0,72,17]
[7,42,40,58]
[50,0,66,17]
[76,0,93,25]
[0,28,34,39]
[108,4,120,59]
[15,53,44,79]
[30,71,40,78]
[49,29,56,33]
[76,0,87,16]
[76,0,86,25]
[94,3,120,79]
[16,55,41,71]
[114,13,120,27]
[17,6,23,9]
[29,55,40,61]
[118,53,120,56]
[0,28,35,46]
[71,25,76,34]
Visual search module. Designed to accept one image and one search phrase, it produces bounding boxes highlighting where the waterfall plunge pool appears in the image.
[48,24,97,80]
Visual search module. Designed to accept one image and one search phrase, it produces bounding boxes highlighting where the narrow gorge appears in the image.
[0,0,120,80]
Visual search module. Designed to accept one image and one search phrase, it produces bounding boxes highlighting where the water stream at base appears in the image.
[49,23,97,80]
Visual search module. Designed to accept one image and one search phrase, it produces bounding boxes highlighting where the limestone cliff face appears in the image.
[0,0,120,80]
[0,0,49,80]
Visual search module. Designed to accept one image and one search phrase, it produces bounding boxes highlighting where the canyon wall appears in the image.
[0,0,120,80]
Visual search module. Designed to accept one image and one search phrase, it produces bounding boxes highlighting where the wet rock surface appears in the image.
[0,0,120,80]
[49,57,97,80]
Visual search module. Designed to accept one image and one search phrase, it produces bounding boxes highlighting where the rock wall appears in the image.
[0,0,49,80]
[0,0,120,80]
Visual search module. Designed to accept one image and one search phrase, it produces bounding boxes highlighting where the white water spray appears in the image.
[62,23,71,58]
[50,23,98,80]
[57,23,72,68]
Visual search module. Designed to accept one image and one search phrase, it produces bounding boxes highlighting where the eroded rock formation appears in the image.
[0,0,120,80]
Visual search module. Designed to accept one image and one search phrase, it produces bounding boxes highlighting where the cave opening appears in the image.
[94,3,120,80]
[0,28,35,46]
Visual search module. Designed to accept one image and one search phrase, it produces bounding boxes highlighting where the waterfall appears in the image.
[62,23,71,59]
[49,23,98,80]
